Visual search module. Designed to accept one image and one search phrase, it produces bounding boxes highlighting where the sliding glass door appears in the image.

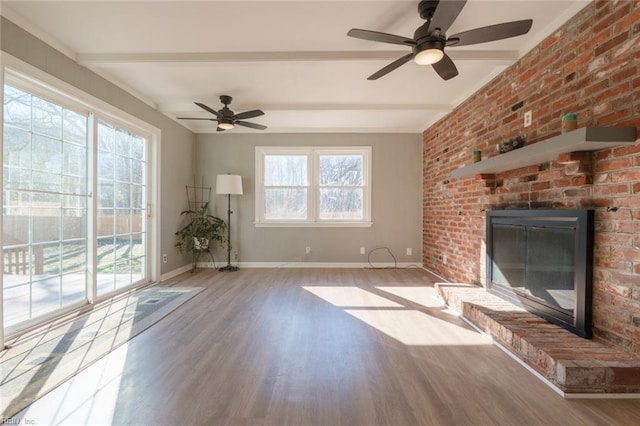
[2,68,154,336]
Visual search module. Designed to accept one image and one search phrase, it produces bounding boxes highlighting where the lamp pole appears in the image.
[219,193,239,272]
[216,174,242,272]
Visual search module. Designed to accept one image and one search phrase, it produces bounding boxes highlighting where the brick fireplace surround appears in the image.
[422,1,640,394]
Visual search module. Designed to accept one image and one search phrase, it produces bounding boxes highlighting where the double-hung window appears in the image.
[255,147,371,226]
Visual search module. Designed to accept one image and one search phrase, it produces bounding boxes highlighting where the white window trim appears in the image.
[255,146,372,227]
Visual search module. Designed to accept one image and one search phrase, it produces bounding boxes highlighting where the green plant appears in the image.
[175,202,227,269]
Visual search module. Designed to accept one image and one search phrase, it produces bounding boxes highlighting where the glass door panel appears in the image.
[3,84,89,328]
[96,121,147,296]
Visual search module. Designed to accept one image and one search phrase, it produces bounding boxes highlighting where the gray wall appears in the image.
[195,133,423,264]
[1,17,195,274]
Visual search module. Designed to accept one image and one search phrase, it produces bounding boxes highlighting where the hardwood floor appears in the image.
[15,268,640,425]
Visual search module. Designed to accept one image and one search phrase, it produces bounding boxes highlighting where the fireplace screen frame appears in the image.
[486,209,594,338]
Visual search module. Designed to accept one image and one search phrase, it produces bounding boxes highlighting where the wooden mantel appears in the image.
[450,127,638,179]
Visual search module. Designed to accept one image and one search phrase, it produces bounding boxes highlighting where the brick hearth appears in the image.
[436,282,640,396]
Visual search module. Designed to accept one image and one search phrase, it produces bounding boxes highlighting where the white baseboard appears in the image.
[166,261,426,275]
[160,264,193,281]
[193,261,422,269]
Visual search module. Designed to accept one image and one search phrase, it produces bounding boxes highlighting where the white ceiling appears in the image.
[2,0,591,134]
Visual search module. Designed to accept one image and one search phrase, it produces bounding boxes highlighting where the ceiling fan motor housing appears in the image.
[219,107,234,118]
[413,21,445,54]
[413,39,445,57]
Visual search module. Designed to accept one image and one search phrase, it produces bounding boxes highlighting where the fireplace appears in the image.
[486,209,594,338]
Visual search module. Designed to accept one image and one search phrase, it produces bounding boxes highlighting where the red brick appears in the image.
[613,6,640,35]
[538,170,563,181]
[596,232,634,247]
[614,196,640,208]
[612,143,640,157]
[613,67,638,83]
[595,2,632,31]
[557,151,592,164]
[593,184,630,196]
[596,109,632,125]
[611,169,640,182]
[564,53,593,74]
[564,162,592,176]
[595,32,630,57]
[595,157,633,172]
[609,271,640,287]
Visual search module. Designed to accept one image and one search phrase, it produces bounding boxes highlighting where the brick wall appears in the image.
[422,0,640,353]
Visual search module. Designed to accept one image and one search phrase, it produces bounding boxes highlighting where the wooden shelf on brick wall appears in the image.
[450,126,637,179]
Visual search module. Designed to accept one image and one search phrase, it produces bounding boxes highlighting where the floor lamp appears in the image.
[216,174,243,272]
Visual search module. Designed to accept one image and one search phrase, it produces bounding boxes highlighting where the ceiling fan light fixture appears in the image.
[414,41,445,65]
[218,120,234,130]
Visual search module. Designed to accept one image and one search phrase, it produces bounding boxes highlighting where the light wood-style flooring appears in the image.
[16,268,640,425]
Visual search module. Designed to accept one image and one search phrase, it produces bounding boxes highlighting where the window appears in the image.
[255,147,371,226]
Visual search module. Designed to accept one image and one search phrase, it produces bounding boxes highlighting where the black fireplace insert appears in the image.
[486,209,594,338]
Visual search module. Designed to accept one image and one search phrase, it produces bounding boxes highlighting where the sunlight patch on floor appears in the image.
[303,286,403,307]
[302,285,484,346]
[344,309,491,346]
[16,342,130,425]
[376,286,445,308]
[2,287,202,420]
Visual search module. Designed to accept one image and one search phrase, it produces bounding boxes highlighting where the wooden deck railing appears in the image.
[2,234,44,275]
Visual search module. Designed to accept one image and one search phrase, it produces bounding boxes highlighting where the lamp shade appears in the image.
[216,174,243,195]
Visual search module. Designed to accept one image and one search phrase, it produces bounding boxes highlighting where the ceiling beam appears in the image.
[159,102,454,114]
[78,50,519,66]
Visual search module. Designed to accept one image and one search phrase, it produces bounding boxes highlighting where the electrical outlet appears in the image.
[360,247,365,255]
[442,254,447,264]
[406,248,412,256]
[305,246,311,254]
[162,254,167,263]
[524,110,532,127]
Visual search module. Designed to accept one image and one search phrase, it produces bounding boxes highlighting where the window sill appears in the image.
[255,221,373,228]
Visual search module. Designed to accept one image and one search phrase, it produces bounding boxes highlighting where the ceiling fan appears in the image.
[347,0,533,81]
[178,95,267,131]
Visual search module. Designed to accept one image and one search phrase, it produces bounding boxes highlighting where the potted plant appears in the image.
[175,202,227,270]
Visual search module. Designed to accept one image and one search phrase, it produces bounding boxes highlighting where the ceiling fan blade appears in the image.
[428,0,467,33]
[448,19,533,47]
[347,29,415,46]
[234,109,265,120]
[236,121,267,130]
[194,102,221,117]
[367,53,414,80]
[176,117,216,121]
[432,53,459,81]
